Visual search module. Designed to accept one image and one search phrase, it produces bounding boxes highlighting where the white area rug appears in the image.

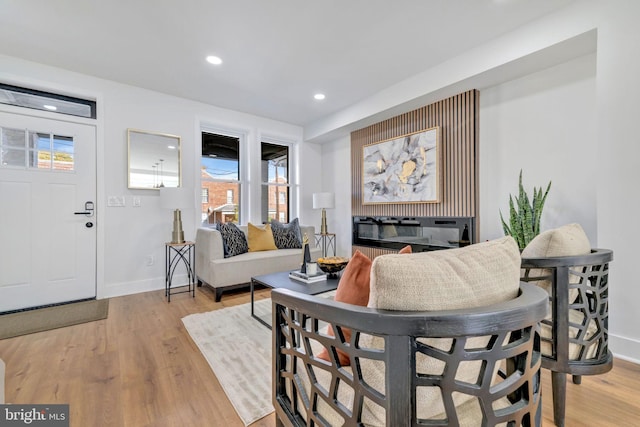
[182,291,335,426]
[182,299,273,426]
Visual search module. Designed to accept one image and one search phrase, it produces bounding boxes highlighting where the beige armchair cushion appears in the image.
[521,223,595,360]
[521,223,591,298]
[360,236,521,423]
[368,236,521,311]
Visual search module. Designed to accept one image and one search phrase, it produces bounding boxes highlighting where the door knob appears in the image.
[74,201,95,217]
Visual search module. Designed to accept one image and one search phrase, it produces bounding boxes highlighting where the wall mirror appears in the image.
[128,129,181,189]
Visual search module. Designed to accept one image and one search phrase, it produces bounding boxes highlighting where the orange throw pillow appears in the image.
[317,250,371,365]
[317,245,411,365]
[398,245,412,254]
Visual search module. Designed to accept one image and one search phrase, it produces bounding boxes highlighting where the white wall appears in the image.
[318,0,640,362]
[593,1,640,362]
[315,135,351,256]
[479,53,598,243]
[0,54,322,299]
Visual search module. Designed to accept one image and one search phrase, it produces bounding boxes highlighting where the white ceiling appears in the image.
[0,0,577,127]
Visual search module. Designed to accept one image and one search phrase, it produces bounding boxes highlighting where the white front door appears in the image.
[0,111,97,312]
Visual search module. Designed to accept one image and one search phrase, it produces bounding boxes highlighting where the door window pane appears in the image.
[1,127,74,171]
[1,147,25,167]
[29,132,50,169]
[3,128,25,147]
[52,135,74,171]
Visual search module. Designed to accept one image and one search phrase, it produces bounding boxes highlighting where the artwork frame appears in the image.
[362,126,441,204]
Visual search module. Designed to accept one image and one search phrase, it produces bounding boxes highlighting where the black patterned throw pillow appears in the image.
[217,222,249,257]
[270,218,302,249]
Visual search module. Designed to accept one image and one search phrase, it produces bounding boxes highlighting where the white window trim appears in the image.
[197,123,299,225]
[260,133,298,221]
[199,123,249,223]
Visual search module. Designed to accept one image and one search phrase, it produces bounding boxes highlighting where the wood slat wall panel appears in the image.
[351,90,479,256]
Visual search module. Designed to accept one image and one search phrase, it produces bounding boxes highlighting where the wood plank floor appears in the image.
[0,285,639,426]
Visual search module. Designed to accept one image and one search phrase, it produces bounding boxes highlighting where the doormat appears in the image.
[0,299,109,340]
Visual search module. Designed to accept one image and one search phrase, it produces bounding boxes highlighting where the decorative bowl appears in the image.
[317,256,349,278]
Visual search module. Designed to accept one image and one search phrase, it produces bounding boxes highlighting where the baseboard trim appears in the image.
[100,274,191,299]
[610,334,640,364]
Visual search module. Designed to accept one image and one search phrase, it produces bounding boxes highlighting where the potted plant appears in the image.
[500,170,551,250]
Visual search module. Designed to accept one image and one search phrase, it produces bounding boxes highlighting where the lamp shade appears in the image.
[159,187,193,210]
[312,192,335,209]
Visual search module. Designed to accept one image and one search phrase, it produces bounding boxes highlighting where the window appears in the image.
[0,83,96,119]
[201,188,209,204]
[201,132,241,223]
[1,127,74,171]
[261,142,290,223]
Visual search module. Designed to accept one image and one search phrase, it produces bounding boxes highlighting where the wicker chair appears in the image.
[272,283,548,426]
[520,249,613,427]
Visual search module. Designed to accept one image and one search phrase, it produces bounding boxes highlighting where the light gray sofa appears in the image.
[195,225,321,301]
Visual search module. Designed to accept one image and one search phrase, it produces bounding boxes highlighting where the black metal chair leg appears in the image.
[552,370,567,427]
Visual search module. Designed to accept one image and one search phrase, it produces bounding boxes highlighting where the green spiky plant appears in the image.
[499,170,552,250]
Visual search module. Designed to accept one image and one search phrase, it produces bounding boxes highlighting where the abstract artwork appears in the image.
[362,126,441,204]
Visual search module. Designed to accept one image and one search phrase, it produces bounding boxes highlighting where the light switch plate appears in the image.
[107,196,126,207]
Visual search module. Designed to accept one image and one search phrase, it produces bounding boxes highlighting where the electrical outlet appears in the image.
[145,255,154,266]
[133,196,141,207]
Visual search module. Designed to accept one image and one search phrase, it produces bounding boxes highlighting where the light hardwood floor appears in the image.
[0,286,639,426]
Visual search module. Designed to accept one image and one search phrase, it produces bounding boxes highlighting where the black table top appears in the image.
[251,270,339,295]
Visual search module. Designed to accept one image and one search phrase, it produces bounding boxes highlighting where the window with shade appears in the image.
[201,132,241,224]
[261,142,290,224]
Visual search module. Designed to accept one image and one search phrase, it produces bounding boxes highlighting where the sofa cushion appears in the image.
[247,223,278,252]
[318,246,412,365]
[360,236,521,423]
[217,222,249,258]
[270,218,302,249]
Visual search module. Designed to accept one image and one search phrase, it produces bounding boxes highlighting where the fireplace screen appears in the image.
[352,216,474,252]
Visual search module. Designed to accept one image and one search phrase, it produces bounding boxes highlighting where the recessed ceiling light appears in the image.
[43,104,57,111]
[206,55,223,65]
[314,93,325,100]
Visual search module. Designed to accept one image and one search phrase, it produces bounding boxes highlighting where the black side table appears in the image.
[314,233,336,258]
[165,241,195,302]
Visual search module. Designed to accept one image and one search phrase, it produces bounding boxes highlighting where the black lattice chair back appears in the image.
[520,248,613,427]
[272,283,548,427]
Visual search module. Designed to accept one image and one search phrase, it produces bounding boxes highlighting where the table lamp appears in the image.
[160,187,193,244]
[312,192,334,235]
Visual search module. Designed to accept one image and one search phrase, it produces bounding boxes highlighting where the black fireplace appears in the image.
[352,216,475,252]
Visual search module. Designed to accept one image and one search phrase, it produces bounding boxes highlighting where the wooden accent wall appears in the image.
[351,90,479,258]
